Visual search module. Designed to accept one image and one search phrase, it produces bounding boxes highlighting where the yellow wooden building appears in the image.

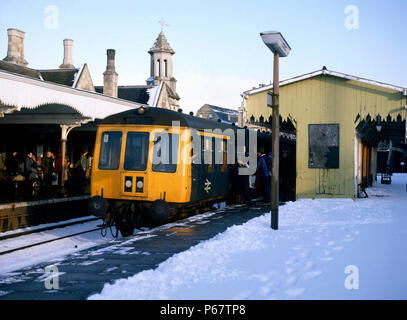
[242,67,407,199]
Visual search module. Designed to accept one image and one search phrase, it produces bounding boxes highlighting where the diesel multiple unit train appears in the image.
[88,107,295,236]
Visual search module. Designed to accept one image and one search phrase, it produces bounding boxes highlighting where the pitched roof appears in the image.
[242,67,407,97]
[0,60,43,80]
[149,31,175,54]
[38,68,78,87]
[196,104,239,123]
[0,60,85,89]
[164,82,180,100]
[94,85,154,105]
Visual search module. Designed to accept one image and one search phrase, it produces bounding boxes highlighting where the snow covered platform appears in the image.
[0,203,269,299]
[1,174,406,300]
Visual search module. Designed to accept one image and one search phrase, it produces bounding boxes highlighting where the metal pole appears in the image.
[60,125,67,192]
[61,138,66,188]
[271,52,279,230]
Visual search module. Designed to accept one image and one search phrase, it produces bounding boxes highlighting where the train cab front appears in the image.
[89,120,188,237]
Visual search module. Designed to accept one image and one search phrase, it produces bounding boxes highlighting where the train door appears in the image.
[120,131,150,198]
[190,133,215,201]
[200,135,215,200]
[190,134,202,201]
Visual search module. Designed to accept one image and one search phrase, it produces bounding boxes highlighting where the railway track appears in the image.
[0,217,103,256]
[0,202,248,257]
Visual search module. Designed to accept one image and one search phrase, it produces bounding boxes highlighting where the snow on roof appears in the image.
[147,83,162,107]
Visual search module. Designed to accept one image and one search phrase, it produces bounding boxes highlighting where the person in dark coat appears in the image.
[257,150,271,204]
[24,152,36,180]
[41,151,54,195]
[6,151,19,176]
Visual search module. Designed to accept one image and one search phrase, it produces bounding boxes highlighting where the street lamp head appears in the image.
[260,31,291,57]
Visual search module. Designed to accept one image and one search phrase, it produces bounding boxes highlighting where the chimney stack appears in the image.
[103,49,118,98]
[3,28,28,67]
[59,39,75,69]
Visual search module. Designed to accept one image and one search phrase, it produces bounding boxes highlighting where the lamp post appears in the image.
[260,31,291,230]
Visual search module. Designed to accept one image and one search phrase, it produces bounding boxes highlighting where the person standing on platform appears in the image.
[256,149,271,204]
[80,147,89,178]
[41,151,54,196]
[24,152,36,181]
[6,151,19,176]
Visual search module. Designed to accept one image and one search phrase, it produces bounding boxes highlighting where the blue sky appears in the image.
[0,0,406,113]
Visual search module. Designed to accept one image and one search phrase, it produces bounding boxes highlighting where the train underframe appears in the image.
[89,195,235,237]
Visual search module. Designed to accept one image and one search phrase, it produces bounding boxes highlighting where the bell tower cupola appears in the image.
[146,31,177,94]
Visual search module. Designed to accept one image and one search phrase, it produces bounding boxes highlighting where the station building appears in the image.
[0,28,180,193]
[242,67,407,199]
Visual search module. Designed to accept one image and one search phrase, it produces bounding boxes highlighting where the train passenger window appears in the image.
[203,136,214,172]
[98,131,122,170]
[152,133,179,173]
[214,138,223,166]
[202,136,213,164]
[124,132,149,171]
[222,139,228,172]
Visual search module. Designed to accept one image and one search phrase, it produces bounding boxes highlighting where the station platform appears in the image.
[0,203,269,300]
[0,195,90,232]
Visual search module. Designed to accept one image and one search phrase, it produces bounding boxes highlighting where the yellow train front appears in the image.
[88,106,252,236]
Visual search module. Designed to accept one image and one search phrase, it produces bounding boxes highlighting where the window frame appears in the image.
[123,131,150,171]
[98,131,122,170]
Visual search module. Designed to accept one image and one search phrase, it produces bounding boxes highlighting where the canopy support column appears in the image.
[60,124,81,190]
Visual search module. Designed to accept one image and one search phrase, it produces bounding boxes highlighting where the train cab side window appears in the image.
[124,132,149,171]
[152,133,179,173]
[98,131,122,170]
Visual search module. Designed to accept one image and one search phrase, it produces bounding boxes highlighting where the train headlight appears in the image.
[137,106,145,115]
[136,177,144,193]
[125,180,132,188]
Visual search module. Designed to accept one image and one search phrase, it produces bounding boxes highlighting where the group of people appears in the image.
[3,146,92,198]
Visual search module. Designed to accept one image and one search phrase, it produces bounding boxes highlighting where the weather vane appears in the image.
[159,17,169,31]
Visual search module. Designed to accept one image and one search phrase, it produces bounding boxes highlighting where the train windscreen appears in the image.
[124,132,150,171]
[98,131,122,170]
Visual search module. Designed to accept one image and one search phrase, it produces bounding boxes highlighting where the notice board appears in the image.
[308,124,339,169]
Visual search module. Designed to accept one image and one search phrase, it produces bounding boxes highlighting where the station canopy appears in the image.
[0,69,144,126]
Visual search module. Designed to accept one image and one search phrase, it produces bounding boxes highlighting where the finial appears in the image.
[159,17,169,31]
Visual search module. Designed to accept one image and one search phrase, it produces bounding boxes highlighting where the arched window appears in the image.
[164,59,168,77]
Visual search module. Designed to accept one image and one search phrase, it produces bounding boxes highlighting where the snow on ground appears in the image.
[0,215,97,238]
[0,217,117,274]
[89,174,407,300]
